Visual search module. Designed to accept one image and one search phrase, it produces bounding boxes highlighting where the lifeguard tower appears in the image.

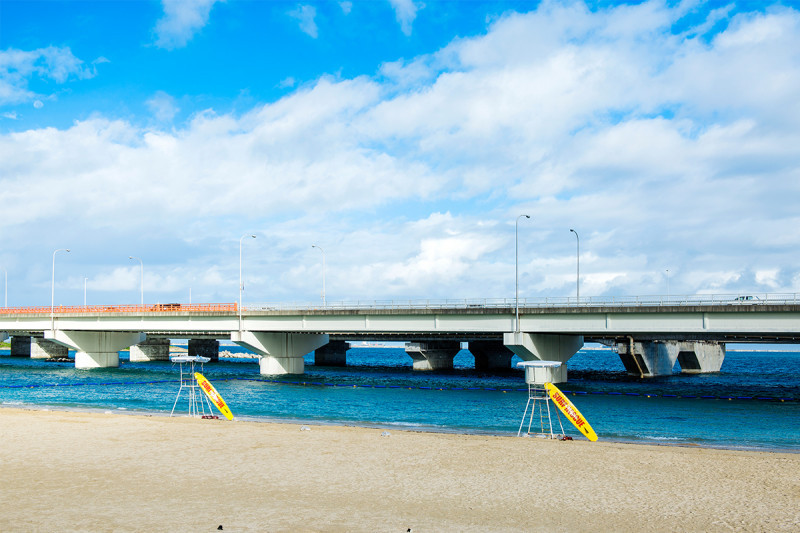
[517,360,566,438]
[170,355,214,418]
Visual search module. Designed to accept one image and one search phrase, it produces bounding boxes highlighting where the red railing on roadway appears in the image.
[0,303,237,315]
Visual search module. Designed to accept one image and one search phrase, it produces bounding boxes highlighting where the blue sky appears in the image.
[2,0,800,307]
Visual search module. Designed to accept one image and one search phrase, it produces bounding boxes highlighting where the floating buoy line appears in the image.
[0,377,794,402]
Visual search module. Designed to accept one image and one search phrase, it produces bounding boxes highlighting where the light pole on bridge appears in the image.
[239,234,257,331]
[311,244,326,307]
[516,214,530,333]
[51,248,71,331]
[570,229,580,304]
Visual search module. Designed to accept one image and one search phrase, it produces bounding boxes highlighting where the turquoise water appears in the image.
[1,347,798,452]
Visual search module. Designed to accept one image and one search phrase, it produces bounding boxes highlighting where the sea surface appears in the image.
[1,346,798,452]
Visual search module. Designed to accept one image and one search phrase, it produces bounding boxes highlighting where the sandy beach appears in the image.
[0,408,797,532]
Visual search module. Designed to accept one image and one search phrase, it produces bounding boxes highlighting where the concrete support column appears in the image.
[469,340,515,370]
[676,341,725,374]
[314,340,350,366]
[231,331,329,375]
[31,339,69,359]
[45,330,146,369]
[10,336,32,357]
[502,332,582,384]
[616,340,678,377]
[405,341,460,371]
[188,339,219,362]
[130,338,171,362]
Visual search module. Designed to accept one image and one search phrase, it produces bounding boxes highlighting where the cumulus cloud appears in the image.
[4,1,800,304]
[154,0,224,49]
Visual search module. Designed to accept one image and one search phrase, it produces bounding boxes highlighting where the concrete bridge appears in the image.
[2,294,799,382]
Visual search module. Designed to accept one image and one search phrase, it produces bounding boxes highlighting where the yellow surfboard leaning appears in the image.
[544,382,598,441]
[194,372,234,421]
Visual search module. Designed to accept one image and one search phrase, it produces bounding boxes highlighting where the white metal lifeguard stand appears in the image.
[517,361,566,439]
[170,355,214,417]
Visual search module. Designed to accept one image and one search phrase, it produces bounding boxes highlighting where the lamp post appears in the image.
[515,214,530,332]
[239,234,256,331]
[51,248,70,330]
[311,244,326,307]
[129,256,143,306]
[2,268,6,308]
[570,229,580,304]
[666,269,670,302]
[84,277,88,306]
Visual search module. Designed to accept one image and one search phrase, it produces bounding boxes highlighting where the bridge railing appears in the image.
[246,293,799,311]
[0,303,238,315]
[1,293,797,316]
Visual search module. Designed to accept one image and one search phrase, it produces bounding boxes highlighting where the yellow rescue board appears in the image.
[195,372,234,421]
[545,382,598,441]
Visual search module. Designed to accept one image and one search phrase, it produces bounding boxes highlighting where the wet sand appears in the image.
[0,407,798,532]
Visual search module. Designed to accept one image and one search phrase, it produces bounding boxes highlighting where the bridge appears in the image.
[2,294,799,383]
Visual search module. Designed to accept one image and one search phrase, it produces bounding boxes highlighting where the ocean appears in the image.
[1,346,798,452]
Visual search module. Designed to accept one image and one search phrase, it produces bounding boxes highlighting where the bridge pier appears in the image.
[45,330,146,368]
[10,336,31,357]
[617,337,725,378]
[616,340,677,377]
[502,332,583,383]
[232,331,329,375]
[405,341,460,371]
[130,338,171,362]
[469,340,515,370]
[677,341,725,373]
[31,339,69,359]
[615,339,723,377]
[314,340,350,366]
[188,339,219,362]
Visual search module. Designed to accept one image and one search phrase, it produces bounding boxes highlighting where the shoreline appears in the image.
[3,402,798,455]
[1,407,798,532]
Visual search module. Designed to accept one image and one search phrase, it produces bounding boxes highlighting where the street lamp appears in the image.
[129,256,143,306]
[515,214,530,332]
[239,234,256,330]
[570,229,580,304]
[2,268,6,308]
[51,248,71,330]
[84,277,88,306]
[311,244,326,307]
[666,269,670,301]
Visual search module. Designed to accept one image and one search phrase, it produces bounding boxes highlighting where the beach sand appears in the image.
[0,408,798,532]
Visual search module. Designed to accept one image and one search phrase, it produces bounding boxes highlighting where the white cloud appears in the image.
[340,2,352,15]
[154,0,224,49]
[289,5,318,38]
[389,0,421,36]
[0,46,96,106]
